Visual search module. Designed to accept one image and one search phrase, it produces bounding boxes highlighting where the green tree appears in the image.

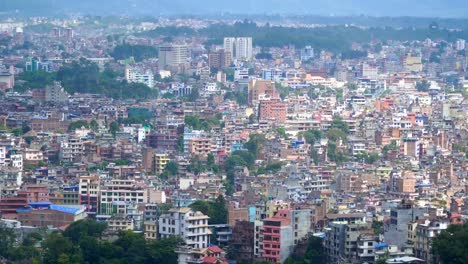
[300,129,322,145]
[161,161,179,179]
[432,223,468,264]
[416,80,430,92]
[276,127,288,139]
[90,119,99,132]
[330,116,350,134]
[67,120,89,132]
[109,121,119,137]
[0,224,15,258]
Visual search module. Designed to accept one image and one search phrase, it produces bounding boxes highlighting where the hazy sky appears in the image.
[3,0,468,18]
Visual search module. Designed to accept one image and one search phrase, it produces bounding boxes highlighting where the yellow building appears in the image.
[404,56,423,72]
[154,153,170,174]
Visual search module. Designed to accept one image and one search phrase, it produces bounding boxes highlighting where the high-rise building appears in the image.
[300,46,314,61]
[224,37,253,61]
[158,44,188,69]
[208,49,232,69]
[456,39,466,51]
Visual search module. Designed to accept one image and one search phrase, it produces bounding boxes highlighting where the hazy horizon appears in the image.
[2,0,468,18]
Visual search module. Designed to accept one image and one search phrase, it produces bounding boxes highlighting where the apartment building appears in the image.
[158,207,211,249]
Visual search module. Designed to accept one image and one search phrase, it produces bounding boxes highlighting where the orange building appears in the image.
[258,98,287,123]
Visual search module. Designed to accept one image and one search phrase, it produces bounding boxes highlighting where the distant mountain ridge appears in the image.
[2,0,468,18]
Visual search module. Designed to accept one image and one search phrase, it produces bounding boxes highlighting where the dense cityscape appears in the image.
[0,2,467,264]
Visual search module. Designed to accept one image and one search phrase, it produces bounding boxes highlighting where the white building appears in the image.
[158,207,211,249]
[159,44,188,69]
[0,146,6,166]
[45,82,68,103]
[456,39,466,51]
[224,37,253,61]
[234,67,250,83]
[60,137,84,163]
[125,68,154,88]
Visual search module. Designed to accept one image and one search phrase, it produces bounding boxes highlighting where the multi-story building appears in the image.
[158,207,211,249]
[258,97,287,123]
[300,46,314,61]
[60,137,84,163]
[158,44,188,69]
[230,220,255,263]
[414,219,448,264]
[248,79,278,105]
[324,221,375,264]
[125,67,154,88]
[261,210,294,263]
[45,82,68,104]
[189,138,214,157]
[79,175,100,214]
[208,49,232,69]
[223,37,253,61]
[99,179,149,214]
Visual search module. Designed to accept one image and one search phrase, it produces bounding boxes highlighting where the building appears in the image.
[324,221,375,264]
[60,137,84,163]
[158,207,211,249]
[125,67,154,88]
[99,179,152,214]
[230,221,255,263]
[248,79,278,105]
[159,44,188,69]
[224,37,253,61]
[79,175,100,214]
[258,97,287,123]
[144,220,158,240]
[261,210,294,263]
[456,39,466,51]
[300,46,314,61]
[404,56,423,72]
[384,201,426,248]
[208,49,232,69]
[45,82,68,104]
[414,219,448,264]
[0,65,14,90]
[17,203,87,228]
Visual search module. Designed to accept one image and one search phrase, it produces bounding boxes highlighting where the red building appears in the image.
[258,98,287,123]
[262,210,292,263]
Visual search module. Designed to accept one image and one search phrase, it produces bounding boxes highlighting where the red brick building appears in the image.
[258,98,287,123]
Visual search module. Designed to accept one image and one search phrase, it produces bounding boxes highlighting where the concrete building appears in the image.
[17,203,87,228]
[414,219,448,264]
[248,79,278,105]
[224,37,253,61]
[158,207,211,249]
[258,97,287,123]
[45,82,68,104]
[159,44,188,69]
[208,49,232,69]
[60,137,84,163]
[384,201,425,248]
[125,67,154,88]
[300,46,314,61]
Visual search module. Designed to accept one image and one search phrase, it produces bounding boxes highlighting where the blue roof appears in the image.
[28,202,52,206]
[16,207,32,213]
[375,243,388,248]
[50,205,83,215]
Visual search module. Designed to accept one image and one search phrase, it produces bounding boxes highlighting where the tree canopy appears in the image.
[432,223,468,264]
